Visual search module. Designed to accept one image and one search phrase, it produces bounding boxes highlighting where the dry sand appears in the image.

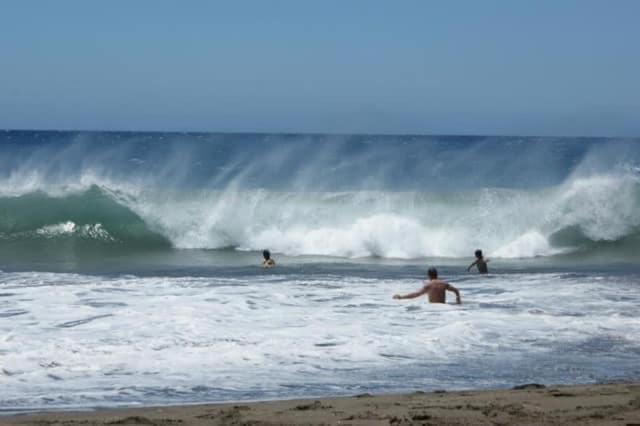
[3,382,640,425]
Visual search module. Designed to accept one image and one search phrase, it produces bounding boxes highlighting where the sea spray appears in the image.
[1,131,639,259]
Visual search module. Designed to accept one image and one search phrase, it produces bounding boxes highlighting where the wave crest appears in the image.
[0,169,638,259]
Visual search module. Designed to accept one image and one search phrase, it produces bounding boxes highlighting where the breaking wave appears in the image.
[1,131,639,259]
[0,173,638,259]
[0,186,169,247]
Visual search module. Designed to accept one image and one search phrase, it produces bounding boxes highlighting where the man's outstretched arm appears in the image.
[446,284,462,304]
[393,285,429,300]
[466,261,477,272]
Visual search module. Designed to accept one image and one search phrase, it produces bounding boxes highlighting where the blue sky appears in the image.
[1,1,639,136]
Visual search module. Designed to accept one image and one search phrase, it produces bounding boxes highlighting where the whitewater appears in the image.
[1,131,639,411]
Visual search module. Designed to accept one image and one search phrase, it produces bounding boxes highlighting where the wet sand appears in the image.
[3,382,639,425]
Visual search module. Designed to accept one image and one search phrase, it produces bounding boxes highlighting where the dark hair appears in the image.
[475,249,483,258]
[263,249,271,259]
[427,267,438,278]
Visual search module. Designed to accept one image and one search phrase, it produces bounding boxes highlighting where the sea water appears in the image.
[1,131,639,411]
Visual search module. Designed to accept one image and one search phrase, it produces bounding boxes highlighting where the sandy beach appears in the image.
[4,382,639,426]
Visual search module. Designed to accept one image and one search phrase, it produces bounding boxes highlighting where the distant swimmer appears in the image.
[262,249,276,268]
[393,267,461,304]
[467,249,489,274]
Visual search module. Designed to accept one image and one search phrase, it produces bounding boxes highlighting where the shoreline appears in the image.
[3,382,639,425]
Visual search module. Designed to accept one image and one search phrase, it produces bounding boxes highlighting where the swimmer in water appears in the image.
[467,249,489,274]
[262,249,276,268]
[393,267,461,304]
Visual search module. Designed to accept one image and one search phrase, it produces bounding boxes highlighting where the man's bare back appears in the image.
[423,279,459,303]
[393,268,461,304]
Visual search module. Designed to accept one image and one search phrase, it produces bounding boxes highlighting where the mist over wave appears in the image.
[1,131,639,259]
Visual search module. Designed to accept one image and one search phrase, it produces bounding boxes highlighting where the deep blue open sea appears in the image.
[1,131,639,412]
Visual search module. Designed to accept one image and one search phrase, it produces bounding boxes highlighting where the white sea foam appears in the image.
[36,221,77,237]
[492,231,562,258]
[34,222,115,241]
[122,170,640,259]
[1,269,638,409]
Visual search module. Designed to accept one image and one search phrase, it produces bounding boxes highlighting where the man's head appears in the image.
[427,267,438,279]
[475,249,483,259]
[263,249,271,260]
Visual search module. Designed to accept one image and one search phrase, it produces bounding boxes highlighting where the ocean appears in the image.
[1,131,639,412]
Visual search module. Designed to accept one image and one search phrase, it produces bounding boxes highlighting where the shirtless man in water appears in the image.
[262,250,276,268]
[393,267,461,304]
[467,249,489,274]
